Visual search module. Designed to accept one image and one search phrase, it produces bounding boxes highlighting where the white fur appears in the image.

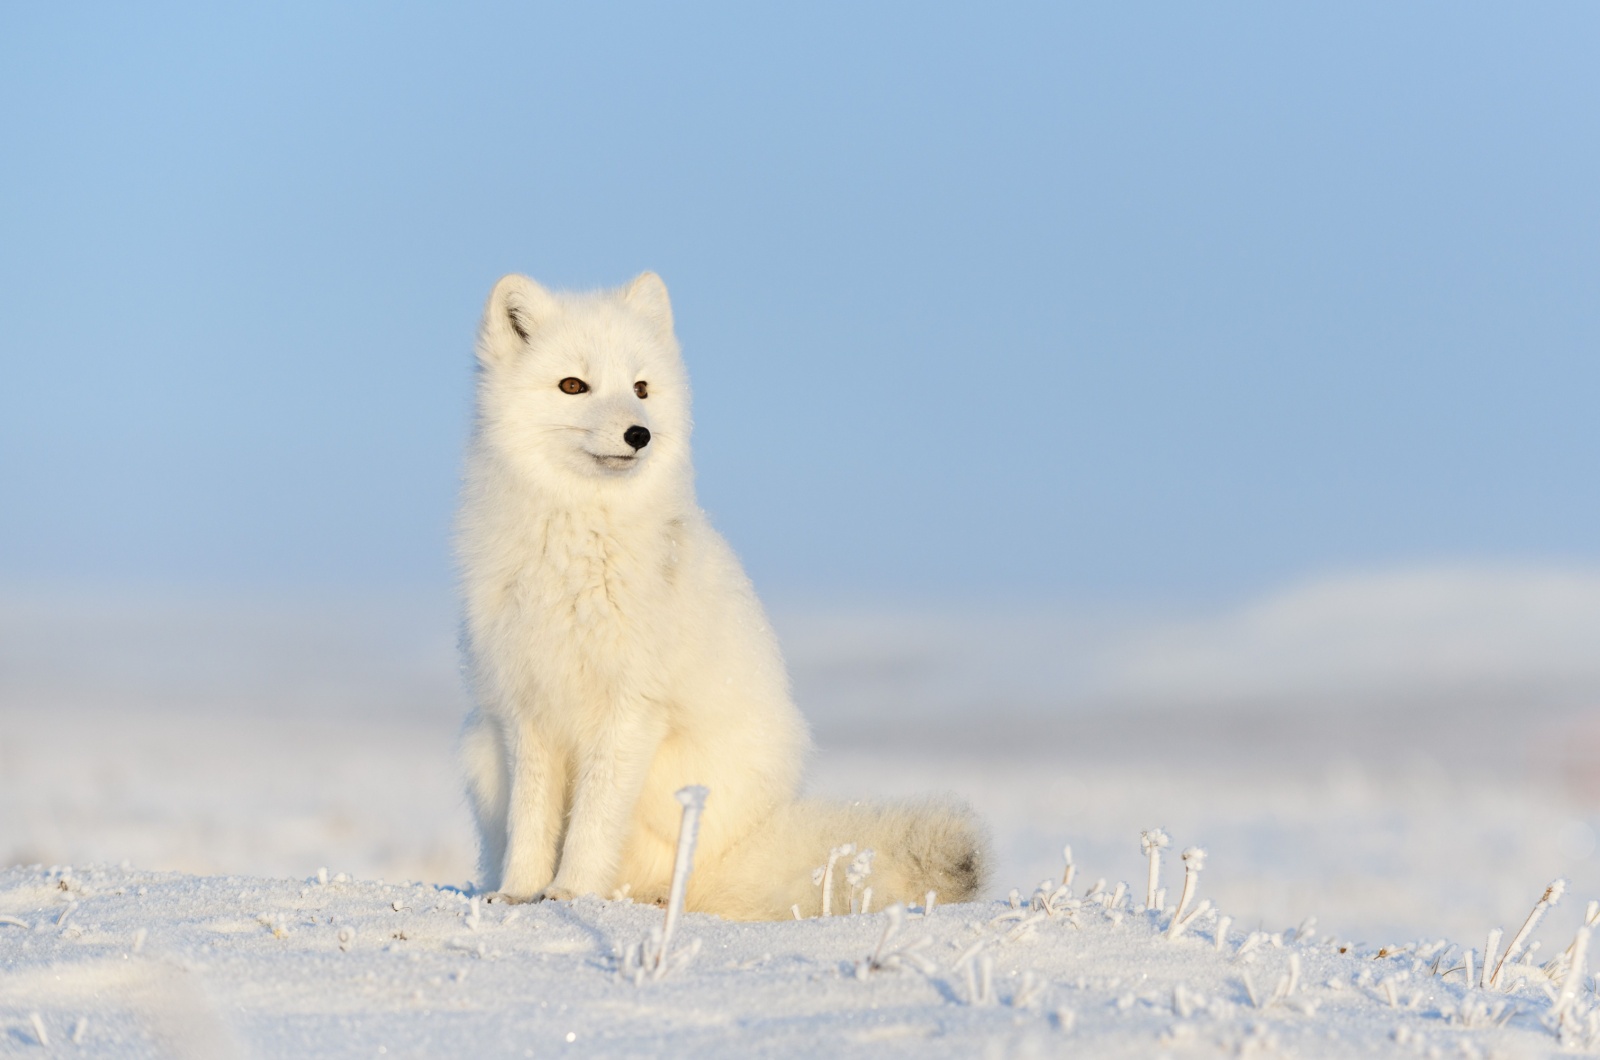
[457,272,988,920]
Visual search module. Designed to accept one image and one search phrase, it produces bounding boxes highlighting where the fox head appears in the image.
[471,272,692,502]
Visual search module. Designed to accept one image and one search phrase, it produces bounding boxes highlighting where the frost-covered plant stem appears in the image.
[871,905,903,966]
[1490,879,1565,988]
[1481,928,1501,990]
[1061,844,1075,888]
[1013,971,1045,1010]
[845,848,875,915]
[1167,847,1206,937]
[1168,900,1211,940]
[1555,926,1591,1017]
[1141,829,1170,912]
[855,904,935,978]
[820,844,854,918]
[962,953,995,1005]
[1562,901,1600,964]
[652,785,708,977]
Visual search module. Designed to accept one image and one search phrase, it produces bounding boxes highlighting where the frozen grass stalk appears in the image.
[1168,900,1211,941]
[623,784,709,982]
[1481,928,1501,990]
[868,905,903,970]
[1561,901,1600,965]
[1141,829,1170,911]
[657,785,709,969]
[1061,844,1075,888]
[1555,926,1591,1017]
[1215,915,1233,952]
[855,904,935,978]
[29,1013,47,1047]
[953,935,989,970]
[845,848,874,915]
[962,953,995,1005]
[1013,972,1045,1010]
[1490,878,1565,988]
[819,844,854,917]
[1167,847,1206,937]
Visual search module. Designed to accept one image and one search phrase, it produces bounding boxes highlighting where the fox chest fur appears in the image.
[465,493,689,737]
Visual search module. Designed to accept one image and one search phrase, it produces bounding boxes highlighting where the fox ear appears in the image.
[622,271,674,335]
[479,274,557,366]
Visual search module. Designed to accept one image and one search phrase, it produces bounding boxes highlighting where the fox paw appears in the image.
[482,891,534,905]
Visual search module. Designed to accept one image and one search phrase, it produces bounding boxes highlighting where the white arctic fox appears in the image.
[457,272,988,919]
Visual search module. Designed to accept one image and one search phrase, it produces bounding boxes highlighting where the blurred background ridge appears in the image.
[7,563,1600,759]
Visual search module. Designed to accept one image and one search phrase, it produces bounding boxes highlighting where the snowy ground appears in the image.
[4,857,1599,1058]
[6,570,1600,1054]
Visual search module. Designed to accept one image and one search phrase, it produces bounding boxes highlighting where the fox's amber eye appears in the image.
[558,377,589,395]
[633,381,649,399]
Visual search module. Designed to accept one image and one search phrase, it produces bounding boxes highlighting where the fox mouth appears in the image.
[587,452,638,471]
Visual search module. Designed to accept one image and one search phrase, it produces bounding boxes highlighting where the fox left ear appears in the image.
[622,271,674,335]
[479,274,558,368]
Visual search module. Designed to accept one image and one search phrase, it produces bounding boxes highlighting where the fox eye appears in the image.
[633,381,649,399]
[558,377,589,395]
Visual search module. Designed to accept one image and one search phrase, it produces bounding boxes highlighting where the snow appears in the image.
[6,572,1600,1054]
[2,858,1593,1056]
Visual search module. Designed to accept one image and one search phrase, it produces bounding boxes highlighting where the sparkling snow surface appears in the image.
[1,862,1592,1058]
[6,577,1600,1055]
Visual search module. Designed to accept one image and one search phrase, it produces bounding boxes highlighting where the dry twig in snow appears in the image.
[1491,879,1565,988]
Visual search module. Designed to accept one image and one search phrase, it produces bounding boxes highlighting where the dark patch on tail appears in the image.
[911,802,988,902]
[947,844,984,901]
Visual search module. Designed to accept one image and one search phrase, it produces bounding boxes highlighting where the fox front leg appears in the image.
[491,722,566,903]
[543,707,667,901]
[461,710,511,892]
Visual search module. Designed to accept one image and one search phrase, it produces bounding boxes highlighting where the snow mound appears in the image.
[3,852,1595,1057]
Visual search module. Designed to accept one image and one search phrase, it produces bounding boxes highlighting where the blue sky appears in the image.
[2,3,1596,604]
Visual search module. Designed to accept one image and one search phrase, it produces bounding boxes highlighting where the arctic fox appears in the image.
[457,272,988,919]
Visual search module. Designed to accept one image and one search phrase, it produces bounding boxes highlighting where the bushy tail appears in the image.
[690,796,990,921]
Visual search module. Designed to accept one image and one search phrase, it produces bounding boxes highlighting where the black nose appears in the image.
[623,425,651,451]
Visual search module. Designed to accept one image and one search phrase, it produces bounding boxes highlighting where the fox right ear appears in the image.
[479,274,557,366]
